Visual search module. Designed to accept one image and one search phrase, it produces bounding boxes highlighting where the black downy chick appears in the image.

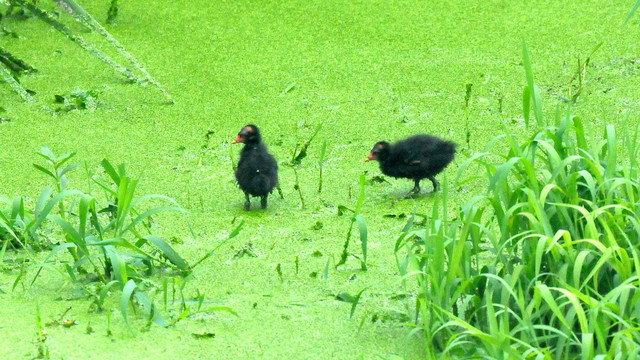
[232,124,278,210]
[366,134,457,195]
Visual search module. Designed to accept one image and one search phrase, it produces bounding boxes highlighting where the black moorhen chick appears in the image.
[232,124,278,210]
[366,134,457,195]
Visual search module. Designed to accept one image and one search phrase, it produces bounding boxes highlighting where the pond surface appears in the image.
[1,0,639,358]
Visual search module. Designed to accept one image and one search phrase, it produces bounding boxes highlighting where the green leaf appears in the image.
[0,238,8,263]
[522,40,543,127]
[34,190,84,229]
[281,81,296,95]
[487,157,520,192]
[37,146,56,163]
[59,163,81,177]
[120,279,137,325]
[89,238,152,258]
[191,221,244,268]
[522,85,531,128]
[355,214,367,271]
[605,125,617,179]
[145,235,189,270]
[55,151,77,169]
[0,211,17,245]
[100,158,120,184]
[106,245,128,287]
[32,164,55,179]
[292,123,323,165]
[335,288,368,319]
[354,173,366,215]
[134,291,168,327]
[30,243,78,286]
[34,187,53,219]
[121,205,186,235]
[10,195,25,222]
[454,152,491,186]
[77,194,95,239]
[349,288,367,319]
[97,280,120,310]
[319,139,327,163]
[624,0,640,25]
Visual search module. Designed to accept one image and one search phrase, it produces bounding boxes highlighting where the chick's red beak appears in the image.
[232,135,243,144]
[365,153,375,162]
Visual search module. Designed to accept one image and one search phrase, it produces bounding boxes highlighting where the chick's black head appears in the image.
[233,124,262,144]
[366,141,390,162]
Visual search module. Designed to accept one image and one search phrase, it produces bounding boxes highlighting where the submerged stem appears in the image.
[55,0,174,103]
[0,62,34,102]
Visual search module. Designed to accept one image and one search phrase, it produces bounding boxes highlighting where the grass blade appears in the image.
[522,40,543,127]
[145,235,189,271]
[120,279,137,326]
[350,288,368,319]
[134,292,168,327]
[355,214,368,271]
[624,0,640,25]
[191,220,244,268]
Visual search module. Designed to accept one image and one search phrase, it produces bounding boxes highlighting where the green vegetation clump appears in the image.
[396,105,640,357]
[54,88,100,112]
[1,147,238,329]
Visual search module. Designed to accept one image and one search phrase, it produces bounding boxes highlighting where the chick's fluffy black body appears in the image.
[236,143,278,196]
[234,125,278,210]
[369,134,457,193]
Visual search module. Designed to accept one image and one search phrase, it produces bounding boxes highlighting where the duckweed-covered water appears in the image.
[1,1,640,358]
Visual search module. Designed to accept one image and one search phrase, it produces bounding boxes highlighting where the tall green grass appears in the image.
[395,52,640,358]
[397,108,640,359]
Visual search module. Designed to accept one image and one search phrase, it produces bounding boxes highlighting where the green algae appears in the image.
[1,0,640,358]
